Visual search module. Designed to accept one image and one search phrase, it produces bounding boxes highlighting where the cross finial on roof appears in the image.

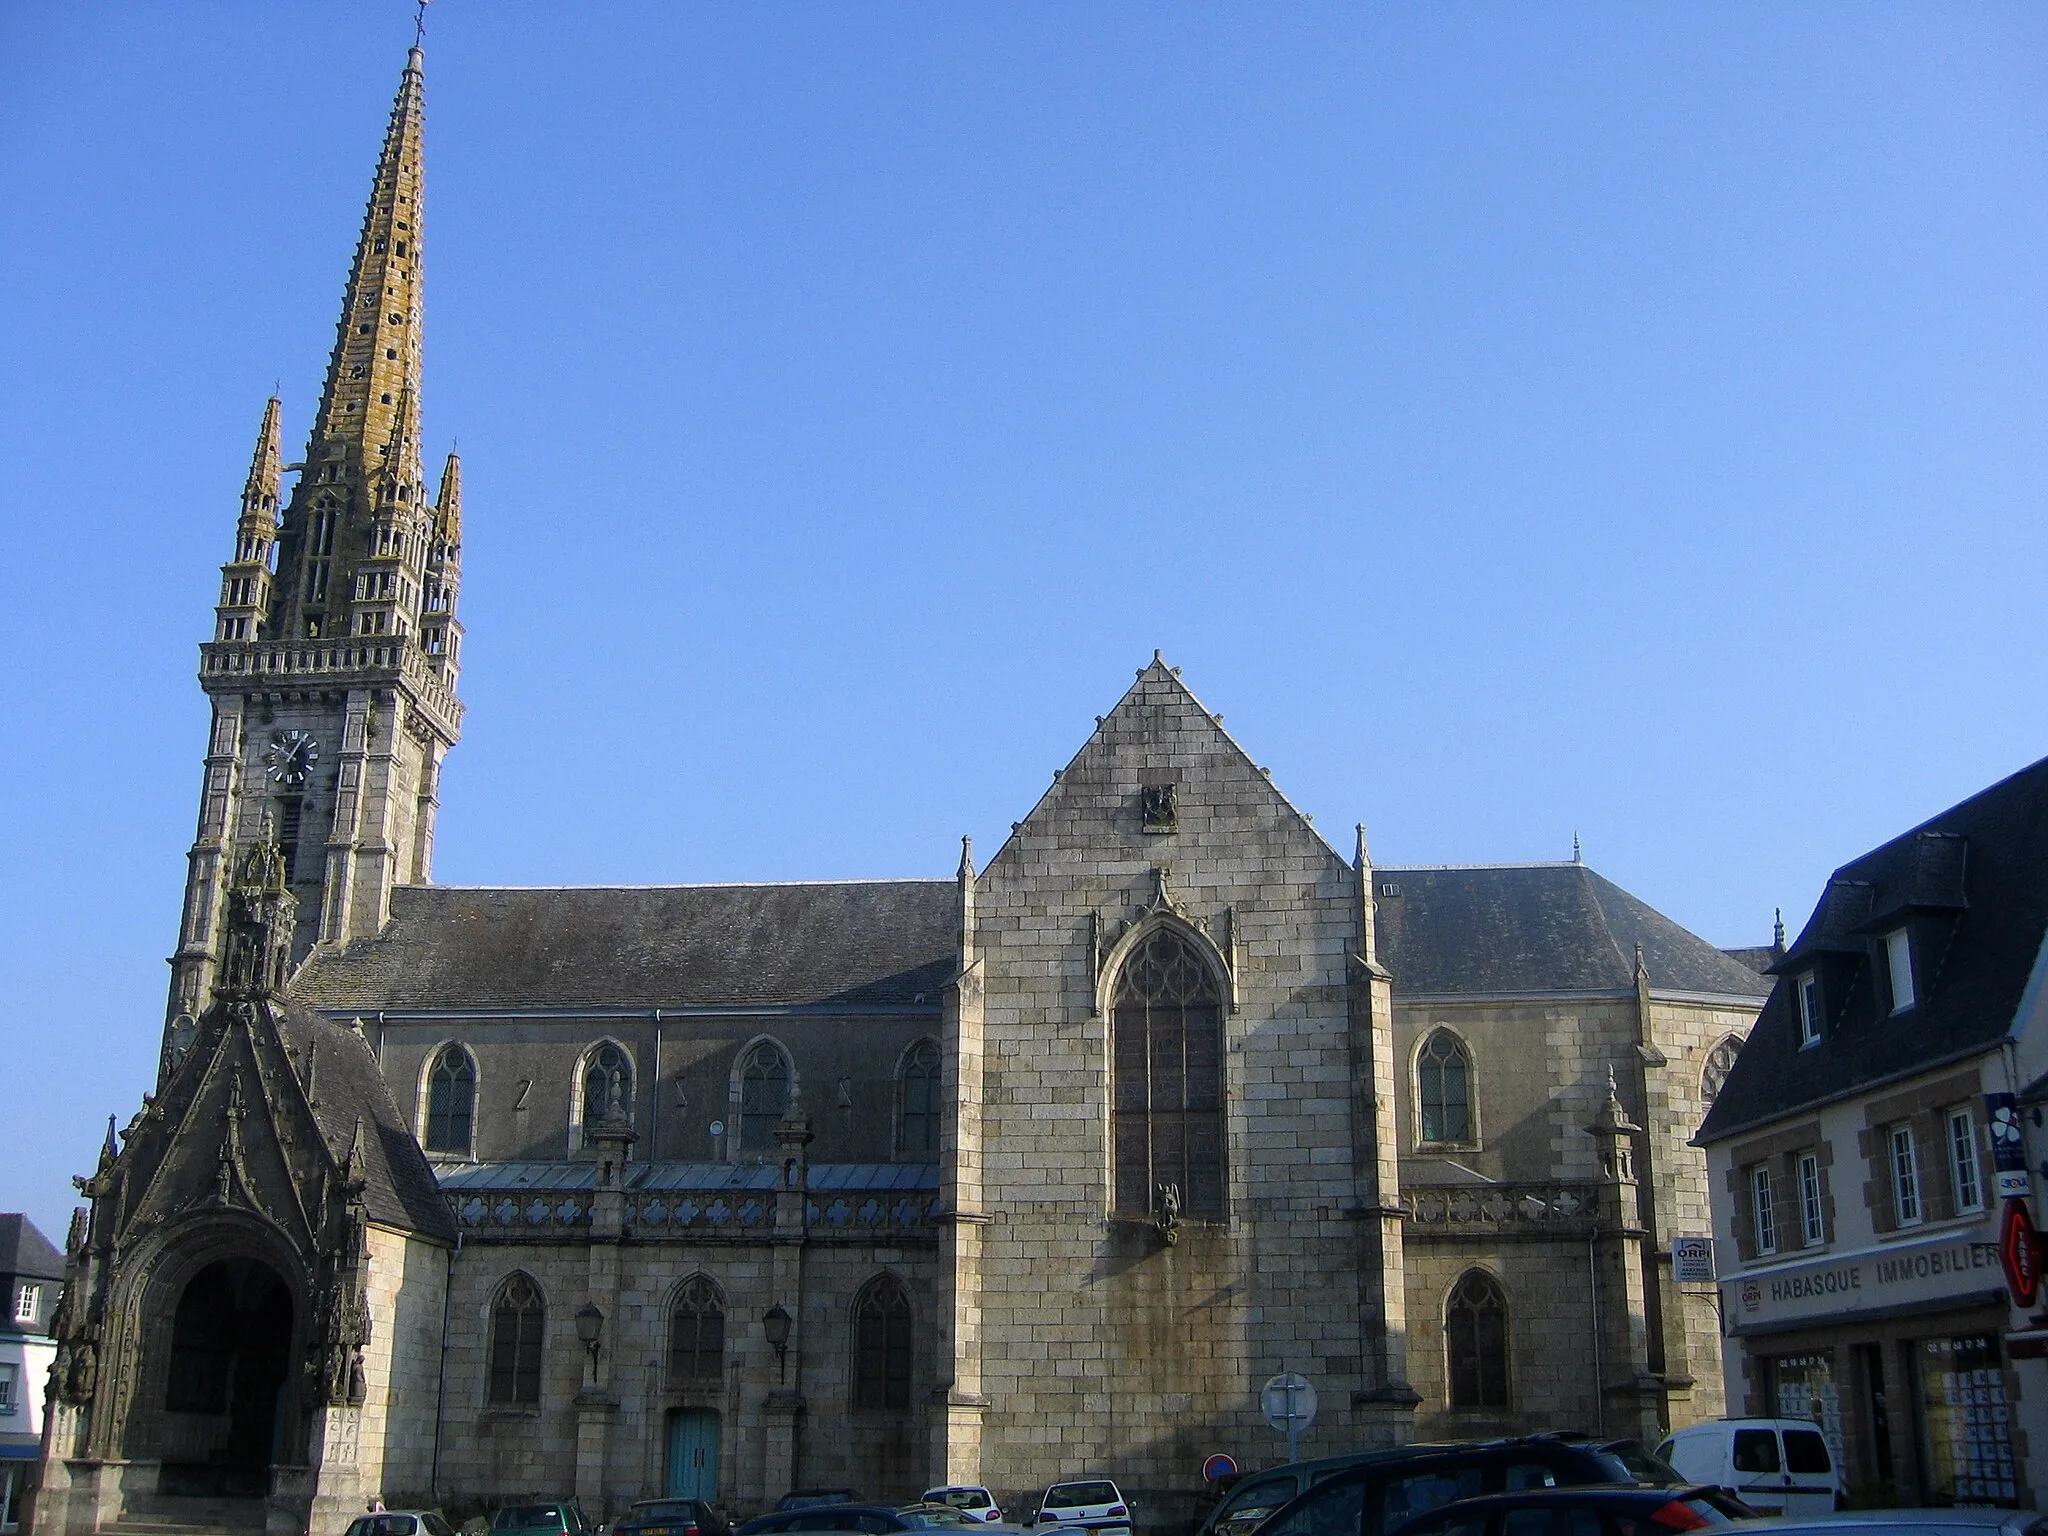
[415,0,429,48]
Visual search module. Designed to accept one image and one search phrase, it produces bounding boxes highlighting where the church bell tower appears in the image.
[165,45,464,1074]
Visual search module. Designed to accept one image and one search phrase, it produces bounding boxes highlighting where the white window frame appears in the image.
[1798,1152,1826,1246]
[1884,928,1916,1013]
[1949,1109,1984,1214]
[0,1361,15,1414]
[12,1284,36,1324]
[1796,973,1823,1047]
[1752,1164,1778,1256]
[1891,1125,1923,1227]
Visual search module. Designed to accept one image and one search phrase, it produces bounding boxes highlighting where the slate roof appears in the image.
[1375,863,1772,1000]
[292,881,958,1013]
[0,1214,63,1281]
[273,997,458,1240]
[1698,755,2048,1144]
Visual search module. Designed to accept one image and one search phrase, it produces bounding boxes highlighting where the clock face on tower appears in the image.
[262,728,319,788]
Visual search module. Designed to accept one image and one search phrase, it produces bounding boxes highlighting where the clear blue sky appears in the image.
[3,4,2045,1241]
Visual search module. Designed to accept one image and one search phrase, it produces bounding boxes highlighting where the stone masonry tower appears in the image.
[165,46,463,1075]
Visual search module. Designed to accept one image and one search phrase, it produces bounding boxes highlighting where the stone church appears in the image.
[32,44,1772,1536]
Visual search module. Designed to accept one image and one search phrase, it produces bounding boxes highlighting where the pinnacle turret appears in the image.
[213,396,283,642]
[423,448,464,681]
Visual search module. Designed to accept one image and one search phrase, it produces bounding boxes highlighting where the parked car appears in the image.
[612,1499,735,1536]
[1385,1484,1758,1536]
[1737,1514,2047,1536]
[1032,1482,1133,1530]
[489,1505,594,1536]
[779,1493,865,1514]
[345,1515,461,1536]
[1198,1452,1414,1536]
[923,1488,1005,1524]
[1654,1422,1841,1518]
[900,1506,1019,1531]
[1253,1435,1690,1536]
[739,1504,969,1536]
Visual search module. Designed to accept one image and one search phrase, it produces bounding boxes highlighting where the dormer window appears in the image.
[1796,972,1823,1047]
[1884,928,1916,1014]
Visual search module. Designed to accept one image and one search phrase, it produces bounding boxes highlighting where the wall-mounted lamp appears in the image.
[574,1302,605,1365]
[763,1304,793,1383]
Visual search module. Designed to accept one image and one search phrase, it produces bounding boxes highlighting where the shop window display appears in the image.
[1772,1352,1845,1473]
[1914,1335,2017,1505]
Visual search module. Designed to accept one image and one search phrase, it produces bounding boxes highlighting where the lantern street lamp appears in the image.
[574,1302,605,1365]
[763,1304,793,1383]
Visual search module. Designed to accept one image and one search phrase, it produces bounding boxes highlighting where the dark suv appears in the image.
[1251,1437,1686,1536]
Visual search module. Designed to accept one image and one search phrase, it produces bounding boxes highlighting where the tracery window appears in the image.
[739,1041,791,1153]
[1418,1029,1472,1144]
[582,1043,632,1145]
[1700,1037,1741,1117]
[1112,927,1225,1220]
[1445,1269,1510,1409]
[668,1275,725,1383]
[488,1273,544,1405]
[899,1039,941,1157]
[852,1274,913,1410]
[425,1044,476,1154]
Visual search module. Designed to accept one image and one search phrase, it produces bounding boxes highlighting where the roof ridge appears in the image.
[405,877,955,892]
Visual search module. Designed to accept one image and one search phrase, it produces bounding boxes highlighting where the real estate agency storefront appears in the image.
[1722,1222,2029,1507]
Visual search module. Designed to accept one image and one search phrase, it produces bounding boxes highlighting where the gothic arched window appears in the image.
[739,1042,791,1153]
[488,1273,544,1406]
[424,1044,476,1154]
[668,1275,725,1384]
[1112,927,1225,1220]
[899,1039,941,1157]
[1701,1036,1742,1116]
[582,1043,632,1145]
[1418,1029,1473,1145]
[1445,1269,1510,1409]
[852,1275,913,1411]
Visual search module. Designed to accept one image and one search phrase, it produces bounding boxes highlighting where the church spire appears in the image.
[311,45,426,484]
[173,41,463,1046]
[270,45,429,642]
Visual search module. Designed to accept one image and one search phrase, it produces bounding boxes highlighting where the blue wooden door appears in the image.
[666,1408,720,1500]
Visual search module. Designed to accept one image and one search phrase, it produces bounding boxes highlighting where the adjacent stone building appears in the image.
[33,43,1769,1536]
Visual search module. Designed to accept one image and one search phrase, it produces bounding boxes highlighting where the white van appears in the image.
[1655,1419,1842,1517]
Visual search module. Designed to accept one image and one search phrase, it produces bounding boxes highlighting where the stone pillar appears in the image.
[165,699,245,1073]
[1586,1069,1665,1442]
[766,1115,810,1501]
[576,1120,633,1518]
[932,839,988,1482]
[321,690,374,943]
[302,1405,366,1536]
[1349,828,1419,1443]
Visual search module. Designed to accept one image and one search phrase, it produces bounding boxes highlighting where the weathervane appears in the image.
[415,0,430,48]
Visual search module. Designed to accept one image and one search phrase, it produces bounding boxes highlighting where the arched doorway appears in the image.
[159,1256,294,1496]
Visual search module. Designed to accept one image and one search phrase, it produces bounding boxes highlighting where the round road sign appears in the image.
[1260,1372,1317,1432]
[1203,1453,1238,1484]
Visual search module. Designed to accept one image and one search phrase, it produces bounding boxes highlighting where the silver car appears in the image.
[1740,1513,2047,1536]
